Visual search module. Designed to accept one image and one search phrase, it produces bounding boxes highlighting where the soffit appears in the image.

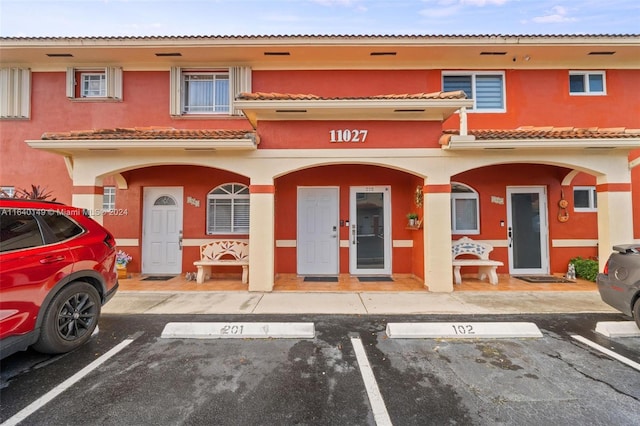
[1,34,638,70]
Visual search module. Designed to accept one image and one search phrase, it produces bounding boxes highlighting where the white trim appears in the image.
[115,238,139,246]
[275,240,296,247]
[551,239,598,248]
[392,240,414,248]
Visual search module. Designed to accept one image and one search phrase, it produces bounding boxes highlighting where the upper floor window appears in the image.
[442,72,505,112]
[183,71,229,114]
[0,68,30,119]
[81,73,106,97]
[574,186,597,212]
[451,182,480,235]
[206,183,250,234]
[66,67,123,100]
[569,71,606,95]
[102,186,116,211]
[169,66,251,117]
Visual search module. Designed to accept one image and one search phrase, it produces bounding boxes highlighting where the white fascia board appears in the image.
[445,137,640,150]
[26,138,257,152]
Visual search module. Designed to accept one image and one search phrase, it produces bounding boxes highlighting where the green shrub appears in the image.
[570,257,599,282]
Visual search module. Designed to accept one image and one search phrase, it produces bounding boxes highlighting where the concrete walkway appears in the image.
[103,290,618,315]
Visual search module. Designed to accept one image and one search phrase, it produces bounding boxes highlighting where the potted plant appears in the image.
[407,212,419,227]
[116,250,132,279]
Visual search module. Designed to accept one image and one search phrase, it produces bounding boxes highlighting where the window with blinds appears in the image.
[443,72,505,112]
[207,183,250,234]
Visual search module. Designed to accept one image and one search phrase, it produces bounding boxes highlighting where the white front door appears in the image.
[349,186,392,275]
[297,187,340,275]
[506,186,549,275]
[142,187,183,275]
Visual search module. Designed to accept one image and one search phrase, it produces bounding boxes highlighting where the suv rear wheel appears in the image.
[33,281,101,354]
[634,298,640,329]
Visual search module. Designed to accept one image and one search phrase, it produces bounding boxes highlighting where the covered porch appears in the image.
[116,272,596,292]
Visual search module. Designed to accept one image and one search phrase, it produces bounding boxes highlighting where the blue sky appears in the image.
[0,0,638,37]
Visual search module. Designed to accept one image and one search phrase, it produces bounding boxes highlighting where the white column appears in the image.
[71,173,104,224]
[423,181,454,292]
[248,183,275,292]
[596,182,634,272]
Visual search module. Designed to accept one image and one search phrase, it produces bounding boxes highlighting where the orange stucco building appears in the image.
[1,34,639,292]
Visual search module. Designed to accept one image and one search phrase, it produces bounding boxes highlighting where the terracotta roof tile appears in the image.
[443,126,640,141]
[236,91,467,101]
[41,127,255,141]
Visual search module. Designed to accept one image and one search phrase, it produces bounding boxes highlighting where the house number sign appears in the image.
[329,129,368,143]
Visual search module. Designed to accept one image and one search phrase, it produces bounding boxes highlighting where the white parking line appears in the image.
[571,335,640,371]
[1,339,134,426]
[350,336,392,426]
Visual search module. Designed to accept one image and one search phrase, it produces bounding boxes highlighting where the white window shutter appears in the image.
[229,66,251,116]
[106,67,123,99]
[169,66,181,116]
[0,68,31,119]
[66,67,75,98]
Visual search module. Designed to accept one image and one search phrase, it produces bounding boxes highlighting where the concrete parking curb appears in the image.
[102,290,619,315]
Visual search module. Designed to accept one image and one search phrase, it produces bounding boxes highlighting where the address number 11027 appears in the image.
[329,129,368,143]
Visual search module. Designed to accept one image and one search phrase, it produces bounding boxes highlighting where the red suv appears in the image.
[0,199,119,359]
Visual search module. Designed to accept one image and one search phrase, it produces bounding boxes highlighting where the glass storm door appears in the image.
[349,186,392,275]
[297,187,340,275]
[506,186,549,275]
[142,187,183,275]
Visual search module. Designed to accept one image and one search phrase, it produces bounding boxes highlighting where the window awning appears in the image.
[440,127,640,150]
[234,91,473,127]
[26,127,258,155]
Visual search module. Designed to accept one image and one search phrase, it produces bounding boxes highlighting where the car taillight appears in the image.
[104,233,116,250]
[603,261,609,275]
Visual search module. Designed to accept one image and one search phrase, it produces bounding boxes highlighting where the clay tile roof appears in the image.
[41,127,255,141]
[443,126,640,140]
[236,91,467,101]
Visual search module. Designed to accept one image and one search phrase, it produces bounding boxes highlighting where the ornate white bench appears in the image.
[193,240,249,284]
[452,237,503,285]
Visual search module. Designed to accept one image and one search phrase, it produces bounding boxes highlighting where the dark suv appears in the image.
[0,199,119,359]
[597,244,640,329]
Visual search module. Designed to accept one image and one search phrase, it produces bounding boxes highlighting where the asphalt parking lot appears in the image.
[1,313,639,426]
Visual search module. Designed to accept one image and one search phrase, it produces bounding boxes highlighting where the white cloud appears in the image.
[532,5,577,24]
[460,0,509,5]
[419,0,509,19]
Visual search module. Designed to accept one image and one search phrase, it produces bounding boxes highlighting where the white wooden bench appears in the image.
[193,240,249,284]
[452,237,503,285]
